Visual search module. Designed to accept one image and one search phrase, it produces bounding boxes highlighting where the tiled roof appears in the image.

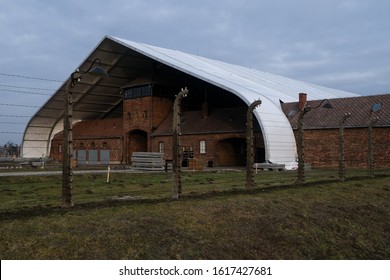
[152,107,259,136]
[282,94,390,129]
[53,118,123,140]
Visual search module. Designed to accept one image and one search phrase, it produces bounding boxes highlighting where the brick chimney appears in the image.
[298,93,307,111]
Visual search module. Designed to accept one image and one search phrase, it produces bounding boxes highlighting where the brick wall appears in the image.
[50,95,389,169]
[50,118,123,163]
[123,96,173,163]
[152,132,264,166]
[50,137,122,163]
[123,96,173,132]
[297,127,389,168]
[370,127,390,167]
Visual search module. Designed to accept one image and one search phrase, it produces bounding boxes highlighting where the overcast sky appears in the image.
[0,0,389,145]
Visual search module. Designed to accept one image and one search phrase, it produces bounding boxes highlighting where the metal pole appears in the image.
[246,100,261,190]
[172,88,188,199]
[368,117,379,177]
[338,113,351,182]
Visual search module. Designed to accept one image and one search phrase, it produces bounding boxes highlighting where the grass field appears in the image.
[0,168,389,259]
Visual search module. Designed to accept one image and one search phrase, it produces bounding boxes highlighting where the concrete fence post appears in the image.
[338,113,351,182]
[172,88,188,199]
[368,117,379,177]
[246,100,261,190]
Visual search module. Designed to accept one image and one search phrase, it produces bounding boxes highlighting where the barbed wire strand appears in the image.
[0,72,64,83]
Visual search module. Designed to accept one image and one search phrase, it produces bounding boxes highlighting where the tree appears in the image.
[0,142,20,158]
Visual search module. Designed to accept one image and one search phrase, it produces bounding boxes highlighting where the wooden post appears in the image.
[172,88,188,199]
[246,100,261,190]
[106,165,111,183]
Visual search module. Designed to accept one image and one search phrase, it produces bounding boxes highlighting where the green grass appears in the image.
[0,169,389,259]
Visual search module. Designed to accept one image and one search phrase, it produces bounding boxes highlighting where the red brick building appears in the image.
[50,87,390,168]
[50,118,123,164]
[50,81,264,167]
[282,94,390,169]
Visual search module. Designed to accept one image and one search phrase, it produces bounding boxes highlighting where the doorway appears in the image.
[127,130,147,163]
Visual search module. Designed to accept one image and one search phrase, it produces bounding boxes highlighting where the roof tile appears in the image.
[282,94,390,129]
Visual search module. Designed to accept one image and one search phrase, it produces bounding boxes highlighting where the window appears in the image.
[371,103,382,112]
[123,85,152,99]
[58,145,62,154]
[159,141,165,153]
[200,140,206,154]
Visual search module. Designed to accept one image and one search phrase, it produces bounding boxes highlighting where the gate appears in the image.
[100,150,110,165]
[89,150,98,165]
[77,150,87,165]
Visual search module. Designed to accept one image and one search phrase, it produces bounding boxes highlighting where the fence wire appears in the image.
[2,165,389,215]
[1,129,389,214]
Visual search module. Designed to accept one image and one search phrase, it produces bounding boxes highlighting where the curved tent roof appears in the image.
[22,35,358,168]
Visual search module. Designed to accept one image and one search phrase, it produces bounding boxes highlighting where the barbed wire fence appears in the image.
[1,72,389,212]
[0,71,64,148]
[1,121,389,211]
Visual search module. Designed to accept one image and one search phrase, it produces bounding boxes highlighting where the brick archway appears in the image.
[217,138,246,166]
[127,130,147,164]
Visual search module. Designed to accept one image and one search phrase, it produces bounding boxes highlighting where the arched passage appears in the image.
[127,129,147,163]
[217,138,246,166]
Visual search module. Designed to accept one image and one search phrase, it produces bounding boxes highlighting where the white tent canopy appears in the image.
[22,35,358,168]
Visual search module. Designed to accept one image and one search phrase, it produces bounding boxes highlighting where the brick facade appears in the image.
[121,94,265,166]
[299,127,389,168]
[50,93,389,169]
[50,118,123,164]
[284,94,390,169]
[123,96,173,163]
[152,132,264,167]
[123,96,173,134]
